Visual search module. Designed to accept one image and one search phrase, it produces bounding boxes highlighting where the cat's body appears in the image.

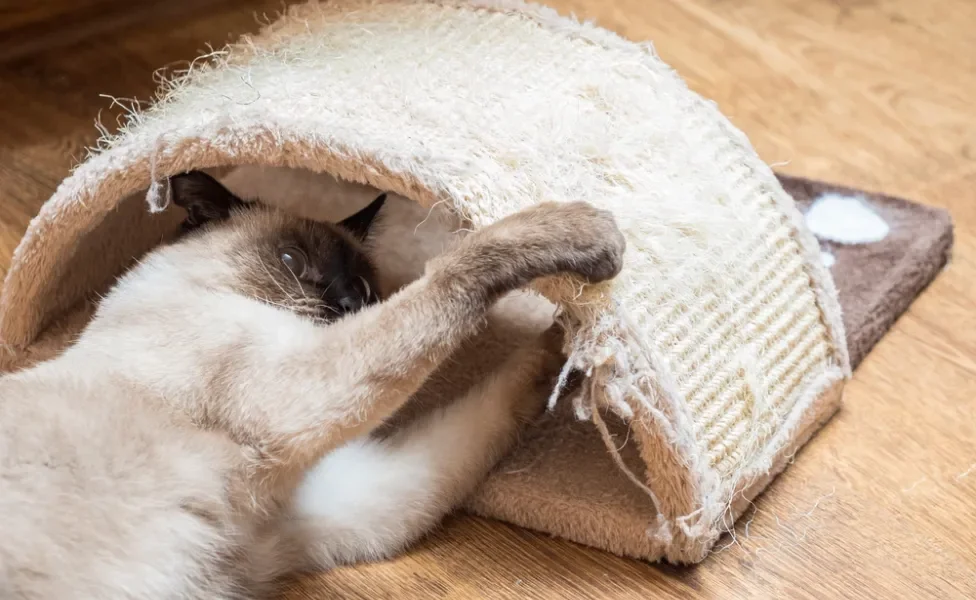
[0,172,625,599]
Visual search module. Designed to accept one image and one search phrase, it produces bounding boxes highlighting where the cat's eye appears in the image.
[280,247,308,277]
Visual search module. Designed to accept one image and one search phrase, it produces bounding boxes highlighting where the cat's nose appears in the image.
[338,296,363,314]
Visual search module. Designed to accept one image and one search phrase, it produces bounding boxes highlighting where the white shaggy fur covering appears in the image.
[0,0,849,563]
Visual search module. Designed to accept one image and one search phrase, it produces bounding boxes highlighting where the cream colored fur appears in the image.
[0,200,624,599]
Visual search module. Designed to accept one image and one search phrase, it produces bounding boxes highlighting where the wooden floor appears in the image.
[1,1,974,598]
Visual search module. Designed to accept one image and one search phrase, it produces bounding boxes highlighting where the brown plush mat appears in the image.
[466,174,953,559]
[778,174,954,368]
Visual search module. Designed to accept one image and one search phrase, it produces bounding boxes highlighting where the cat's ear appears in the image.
[169,171,246,229]
[338,194,387,241]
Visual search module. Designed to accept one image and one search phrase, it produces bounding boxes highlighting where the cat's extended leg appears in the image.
[221,202,623,484]
[282,326,566,568]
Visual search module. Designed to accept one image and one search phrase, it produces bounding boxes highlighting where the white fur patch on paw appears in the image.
[820,250,836,268]
[805,194,890,244]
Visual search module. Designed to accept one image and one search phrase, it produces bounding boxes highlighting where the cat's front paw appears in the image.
[527,201,627,284]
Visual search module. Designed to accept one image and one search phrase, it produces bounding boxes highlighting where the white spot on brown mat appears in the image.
[820,250,836,268]
[805,193,890,244]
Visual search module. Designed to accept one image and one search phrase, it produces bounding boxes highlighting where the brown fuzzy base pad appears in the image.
[778,175,953,368]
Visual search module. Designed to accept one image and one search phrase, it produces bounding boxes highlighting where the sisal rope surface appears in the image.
[469,173,951,559]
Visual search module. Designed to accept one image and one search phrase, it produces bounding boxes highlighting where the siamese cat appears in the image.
[0,171,625,599]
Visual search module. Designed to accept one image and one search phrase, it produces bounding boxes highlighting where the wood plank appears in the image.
[0,0,241,63]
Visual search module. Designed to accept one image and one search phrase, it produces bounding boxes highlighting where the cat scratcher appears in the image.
[1,0,941,564]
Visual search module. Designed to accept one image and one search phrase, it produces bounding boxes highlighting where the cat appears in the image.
[0,170,625,599]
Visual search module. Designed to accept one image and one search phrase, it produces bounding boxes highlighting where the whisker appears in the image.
[358,276,372,300]
[255,294,296,312]
[259,260,301,304]
[284,263,314,303]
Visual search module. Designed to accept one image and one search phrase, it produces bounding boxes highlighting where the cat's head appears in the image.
[169,170,385,323]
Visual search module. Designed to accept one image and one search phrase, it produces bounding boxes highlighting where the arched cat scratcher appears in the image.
[0,0,849,564]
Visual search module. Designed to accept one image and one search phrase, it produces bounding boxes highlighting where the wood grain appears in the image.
[0,1,973,598]
[0,0,241,62]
